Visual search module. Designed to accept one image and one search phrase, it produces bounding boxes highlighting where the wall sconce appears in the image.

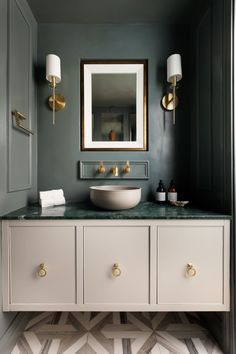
[161,53,182,124]
[46,54,66,125]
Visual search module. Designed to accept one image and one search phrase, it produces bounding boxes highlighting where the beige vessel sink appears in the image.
[90,185,141,210]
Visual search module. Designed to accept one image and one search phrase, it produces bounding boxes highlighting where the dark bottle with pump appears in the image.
[167,180,177,201]
[156,180,166,203]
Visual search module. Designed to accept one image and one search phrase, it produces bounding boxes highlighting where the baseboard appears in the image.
[0,312,32,354]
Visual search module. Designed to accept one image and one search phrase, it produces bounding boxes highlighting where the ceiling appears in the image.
[26,0,209,24]
[92,74,136,106]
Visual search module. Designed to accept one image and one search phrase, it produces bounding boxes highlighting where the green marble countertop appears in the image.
[1,202,231,220]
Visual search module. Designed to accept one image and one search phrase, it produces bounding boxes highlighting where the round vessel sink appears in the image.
[90,185,141,210]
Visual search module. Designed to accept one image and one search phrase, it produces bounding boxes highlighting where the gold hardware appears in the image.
[111,166,119,177]
[12,110,34,135]
[123,161,131,174]
[112,263,121,277]
[186,263,197,277]
[161,93,179,111]
[97,161,106,174]
[48,94,66,112]
[37,263,47,277]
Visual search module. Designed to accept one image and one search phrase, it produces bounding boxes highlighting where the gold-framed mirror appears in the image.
[81,60,147,151]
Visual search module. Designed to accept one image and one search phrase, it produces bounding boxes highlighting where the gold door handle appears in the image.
[186,263,197,277]
[112,263,121,277]
[37,263,47,277]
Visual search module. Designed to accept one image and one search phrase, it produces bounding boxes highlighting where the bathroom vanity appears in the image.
[1,202,230,312]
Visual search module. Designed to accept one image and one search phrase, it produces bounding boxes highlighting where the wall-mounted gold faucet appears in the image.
[123,161,131,174]
[97,161,106,174]
[111,166,119,177]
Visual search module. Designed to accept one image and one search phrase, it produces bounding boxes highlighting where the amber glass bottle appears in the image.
[167,180,177,201]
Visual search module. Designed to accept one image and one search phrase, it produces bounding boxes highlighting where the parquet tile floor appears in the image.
[11,312,224,354]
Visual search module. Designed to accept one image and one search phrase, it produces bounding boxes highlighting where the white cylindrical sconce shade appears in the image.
[167,54,182,83]
[46,54,61,83]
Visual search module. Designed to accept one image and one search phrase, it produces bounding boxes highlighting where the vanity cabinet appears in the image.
[157,225,227,310]
[2,219,230,312]
[10,225,76,305]
[84,226,149,305]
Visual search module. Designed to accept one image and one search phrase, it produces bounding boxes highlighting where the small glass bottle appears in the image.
[167,180,177,201]
[156,180,166,203]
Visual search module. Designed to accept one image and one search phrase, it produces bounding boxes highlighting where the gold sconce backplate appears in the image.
[48,94,66,111]
[161,93,179,111]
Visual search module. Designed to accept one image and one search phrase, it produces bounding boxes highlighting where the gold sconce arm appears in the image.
[13,110,34,135]
[161,93,179,111]
[48,94,66,112]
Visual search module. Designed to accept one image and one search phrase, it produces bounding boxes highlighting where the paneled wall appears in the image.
[37,23,193,202]
[0,0,37,343]
[191,0,232,213]
[0,0,37,215]
[192,0,233,352]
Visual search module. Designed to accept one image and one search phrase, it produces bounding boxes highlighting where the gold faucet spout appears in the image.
[111,166,119,177]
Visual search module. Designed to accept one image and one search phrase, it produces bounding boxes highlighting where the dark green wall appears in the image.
[0,0,37,344]
[192,0,233,352]
[191,0,232,214]
[38,23,193,202]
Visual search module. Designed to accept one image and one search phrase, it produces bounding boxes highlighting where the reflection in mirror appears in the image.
[92,74,136,142]
[81,60,147,151]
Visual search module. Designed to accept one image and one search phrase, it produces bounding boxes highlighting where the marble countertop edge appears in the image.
[1,202,232,220]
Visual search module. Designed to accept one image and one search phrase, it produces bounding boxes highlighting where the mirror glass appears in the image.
[81,60,147,150]
[92,73,136,142]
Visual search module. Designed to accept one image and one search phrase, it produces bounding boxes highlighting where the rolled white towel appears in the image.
[52,189,64,199]
[39,189,66,207]
[39,190,54,200]
[54,196,66,206]
[40,199,54,208]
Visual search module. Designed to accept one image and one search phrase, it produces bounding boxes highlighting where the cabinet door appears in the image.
[157,226,225,306]
[84,226,150,304]
[10,226,76,304]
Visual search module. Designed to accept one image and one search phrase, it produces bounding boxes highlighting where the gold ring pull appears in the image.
[186,263,196,277]
[37,263,47,277]
[112,263,121,277]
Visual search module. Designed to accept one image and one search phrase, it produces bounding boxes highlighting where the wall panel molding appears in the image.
[7,0,32,192]
[79,160,150,179]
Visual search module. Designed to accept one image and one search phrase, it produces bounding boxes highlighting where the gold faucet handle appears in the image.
[111,166,119,177]
[186,263,197,277]
[112,263,121,277]
[123,161,131,174]
[97,162,106,174]
[37,263,47,277]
